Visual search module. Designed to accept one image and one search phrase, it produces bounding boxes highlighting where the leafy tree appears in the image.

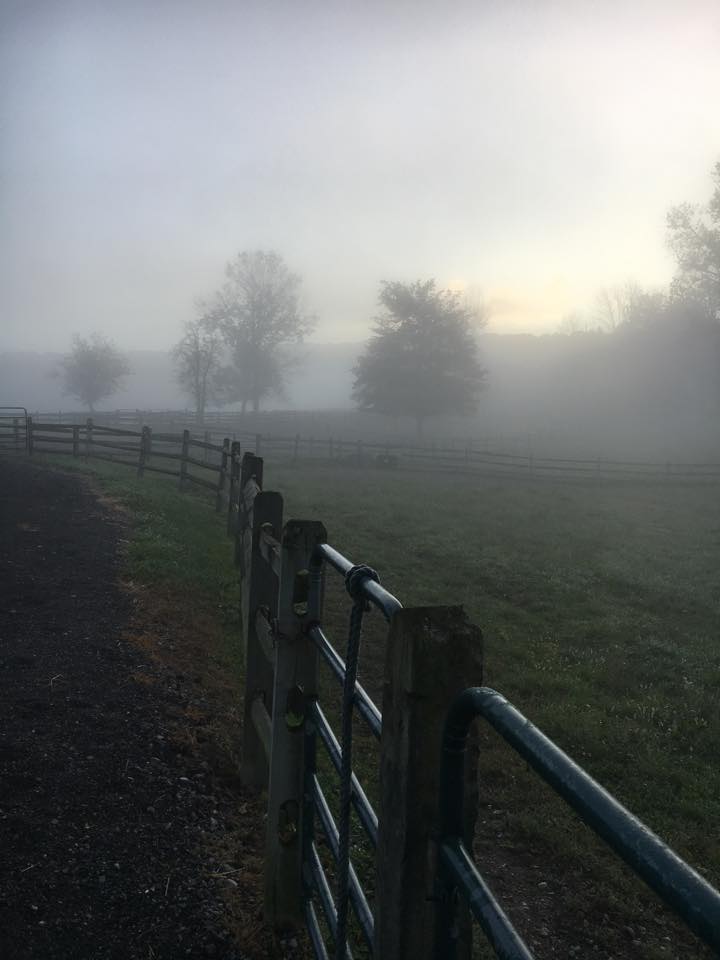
[172,316,223,423]
[666,161,720,320]
[353,280,486,433]
[207,250,315,412]
[60,333,130,412]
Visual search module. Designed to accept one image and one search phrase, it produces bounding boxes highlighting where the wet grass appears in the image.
[36,452,720,957]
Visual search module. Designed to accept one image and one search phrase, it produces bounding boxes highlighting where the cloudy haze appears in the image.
[2,0,719,352]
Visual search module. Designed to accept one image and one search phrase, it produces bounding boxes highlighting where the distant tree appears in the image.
[172,316,223,423]
[60,333,130,412]
[593,282,643,332]
[352,280,486,433]
[557,311,591,335]
[666,160,720,320]
[206,250,315,413]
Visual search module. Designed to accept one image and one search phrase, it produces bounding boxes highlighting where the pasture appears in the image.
[39,452,720,957]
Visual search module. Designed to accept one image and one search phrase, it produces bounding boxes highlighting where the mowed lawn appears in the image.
[267,461,720,916]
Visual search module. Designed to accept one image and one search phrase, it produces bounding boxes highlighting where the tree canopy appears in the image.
[666,160,720,320]
[206,250,314,412]
[60,333,130,412]
[353,280,486,430]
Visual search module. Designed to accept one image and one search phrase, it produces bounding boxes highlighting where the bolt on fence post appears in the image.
[215,438,230,513]
[179,428,190,489]
[227,441,241,536]
[237,452,265,601]
[264,519,327,928]
[241,488,284,790]
[85,418,93,459]
[27,416,34,455]
[374,606,483,960]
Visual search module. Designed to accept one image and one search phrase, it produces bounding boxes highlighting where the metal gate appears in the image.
[0,407,28,453]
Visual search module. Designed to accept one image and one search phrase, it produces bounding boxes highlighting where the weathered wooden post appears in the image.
[374,606,483,960]
[215,438,230,513]
[85,418,93,459]
[236,452,264,576]
[27,416,34,455]
[227,440,241,536]
[179,429,190,489]
[72,425,80,458]
[240,488,284,789]
[264,519,327,927]
[137,425,150,479]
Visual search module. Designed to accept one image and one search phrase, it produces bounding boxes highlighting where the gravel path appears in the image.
[0,459,254,959]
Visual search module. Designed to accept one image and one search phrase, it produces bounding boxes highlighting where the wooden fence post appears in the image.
[374,606,483,960]
[85,418,93,459]
[227,441,241,536]
[179,429,190,489]
[72,425,79,458]
[215,438,230,513]
[137,425,150,479]
[264,519,327,927]
[240,489,284,790]
[27,416,34,455]
[237,451,265,579]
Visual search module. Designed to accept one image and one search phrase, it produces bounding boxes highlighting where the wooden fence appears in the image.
[27,412,720,483]
[26,417,233,513]
[19,415,720,957]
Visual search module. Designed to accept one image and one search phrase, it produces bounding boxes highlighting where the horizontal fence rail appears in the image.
[24,417,234,516]
[26,410,720,484]
[435,687,720,959]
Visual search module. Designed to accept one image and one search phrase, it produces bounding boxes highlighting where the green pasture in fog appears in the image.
[41,454,720,956]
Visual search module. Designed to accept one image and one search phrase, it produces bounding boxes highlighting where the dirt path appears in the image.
[0,459,271,960]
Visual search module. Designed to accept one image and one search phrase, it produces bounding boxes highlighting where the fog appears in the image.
[2,1,719,460]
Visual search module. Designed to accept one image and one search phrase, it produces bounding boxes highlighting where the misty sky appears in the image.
[2,0,719,353]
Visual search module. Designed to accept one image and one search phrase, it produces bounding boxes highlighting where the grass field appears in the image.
[34,453,720,958]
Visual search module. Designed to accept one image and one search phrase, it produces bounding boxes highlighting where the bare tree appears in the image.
[172,316,224,424]
[593,282,642,332]
[60,333,130,412]
[207,250,315,412]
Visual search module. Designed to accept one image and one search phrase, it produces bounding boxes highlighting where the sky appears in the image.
[1,0,719,352]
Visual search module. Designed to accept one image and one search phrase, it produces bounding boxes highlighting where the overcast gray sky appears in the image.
[2,0,719,352]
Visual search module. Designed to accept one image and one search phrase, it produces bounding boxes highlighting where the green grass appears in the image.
[36,452,720,955]
[265,460,720,955]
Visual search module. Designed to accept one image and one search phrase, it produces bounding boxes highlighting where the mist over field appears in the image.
[2,1,719,460]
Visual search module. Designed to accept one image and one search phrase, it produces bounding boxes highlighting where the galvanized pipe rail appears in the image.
[434,686,720,959]
[299,543,401,960]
